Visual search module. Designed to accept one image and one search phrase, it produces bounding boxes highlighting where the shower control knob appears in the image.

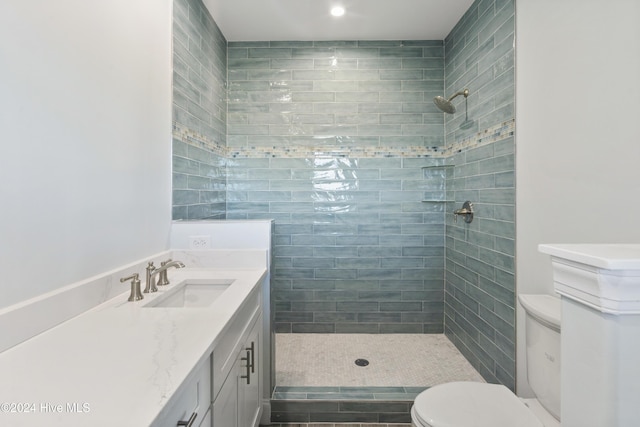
[453,201,474,224]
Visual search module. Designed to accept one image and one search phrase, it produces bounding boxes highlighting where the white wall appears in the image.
[0,0,173,309]
[515,0,640,395]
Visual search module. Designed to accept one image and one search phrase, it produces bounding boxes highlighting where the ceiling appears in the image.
[203,0,475,42]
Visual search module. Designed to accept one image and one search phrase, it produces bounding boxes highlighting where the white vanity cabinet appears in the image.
[212,283,263,427]
[151,279,264,427]
[152,279,264,427]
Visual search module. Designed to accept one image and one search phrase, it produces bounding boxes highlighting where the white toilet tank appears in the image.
[519,294,561,422]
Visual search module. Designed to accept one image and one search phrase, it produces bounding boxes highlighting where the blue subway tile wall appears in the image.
[443,0,516,390]
[228,157,449,333]
[226,40,445,153]
[172,0,227,220]
[226,41,449,333]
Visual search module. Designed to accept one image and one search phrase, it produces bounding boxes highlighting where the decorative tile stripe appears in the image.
[172,122,226,157]
[173,119,514,160]
[442,119,515,156]
[227,145,443,159]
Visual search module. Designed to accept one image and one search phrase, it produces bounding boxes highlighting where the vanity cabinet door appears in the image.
[213,314,262,427]
[238,316,261,427]
[211,283,263,427]
[212,359,239,427]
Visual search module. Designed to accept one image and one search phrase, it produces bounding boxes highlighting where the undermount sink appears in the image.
[144,279,234,308]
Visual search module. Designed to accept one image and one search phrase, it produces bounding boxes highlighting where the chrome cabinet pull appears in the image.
[241,349,251,384]
[177,411,197,427]
[247,341,255,373]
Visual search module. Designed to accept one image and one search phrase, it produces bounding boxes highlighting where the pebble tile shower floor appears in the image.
[276,333,484,387]
[271,334,484,424]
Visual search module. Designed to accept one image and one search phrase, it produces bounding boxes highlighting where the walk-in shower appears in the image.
[171,0,517,422]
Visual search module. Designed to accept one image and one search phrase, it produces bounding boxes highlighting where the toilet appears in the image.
[411,294,561,427]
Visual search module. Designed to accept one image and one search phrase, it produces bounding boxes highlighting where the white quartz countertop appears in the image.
[0,267,266,426]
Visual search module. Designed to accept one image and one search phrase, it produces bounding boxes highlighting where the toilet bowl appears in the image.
[411,294,561,427]
[411,382,544,427]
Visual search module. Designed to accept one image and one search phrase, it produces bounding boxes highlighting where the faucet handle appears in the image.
[120,273,143,302]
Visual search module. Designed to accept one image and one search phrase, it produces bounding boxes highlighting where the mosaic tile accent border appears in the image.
[173,118,514,159]
[228,144,442,159]
[172,122,226,157]
[441,119,515,156]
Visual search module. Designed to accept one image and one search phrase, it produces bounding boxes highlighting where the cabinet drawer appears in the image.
[153,355,212,427]
[211,285,261,400]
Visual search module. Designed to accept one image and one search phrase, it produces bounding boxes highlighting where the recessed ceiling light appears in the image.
[331,6,345,17]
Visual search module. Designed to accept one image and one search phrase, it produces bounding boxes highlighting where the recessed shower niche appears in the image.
[421,164,455,203]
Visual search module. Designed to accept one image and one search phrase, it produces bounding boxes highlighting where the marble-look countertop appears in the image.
[0,267,266,426]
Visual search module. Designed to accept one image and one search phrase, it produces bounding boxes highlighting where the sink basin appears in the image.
[144,279,234,308]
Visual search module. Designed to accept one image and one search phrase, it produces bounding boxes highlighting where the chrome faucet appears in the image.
[157,259,185,286]
[144,259,185,293]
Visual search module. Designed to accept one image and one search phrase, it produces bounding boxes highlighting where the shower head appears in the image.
[433,88,470,114]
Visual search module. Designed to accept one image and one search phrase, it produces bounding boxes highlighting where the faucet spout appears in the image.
[159,260,186,270]
[156,259,185,286]
[143,260,186,293]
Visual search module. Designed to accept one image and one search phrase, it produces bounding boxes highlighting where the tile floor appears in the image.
[276,333,484,387]
[271,333,484,425]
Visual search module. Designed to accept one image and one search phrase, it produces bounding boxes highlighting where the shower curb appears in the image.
[271,386,428,424]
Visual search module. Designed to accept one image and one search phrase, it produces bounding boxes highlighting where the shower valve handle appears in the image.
[453,201,474,224]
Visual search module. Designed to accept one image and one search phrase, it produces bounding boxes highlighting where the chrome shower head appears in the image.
[433,96,457,114]
[433,88,470,114]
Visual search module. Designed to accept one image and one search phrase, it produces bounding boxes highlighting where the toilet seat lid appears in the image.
[413,382,543,427]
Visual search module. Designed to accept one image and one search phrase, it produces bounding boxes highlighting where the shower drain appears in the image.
[354,358,369,367]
